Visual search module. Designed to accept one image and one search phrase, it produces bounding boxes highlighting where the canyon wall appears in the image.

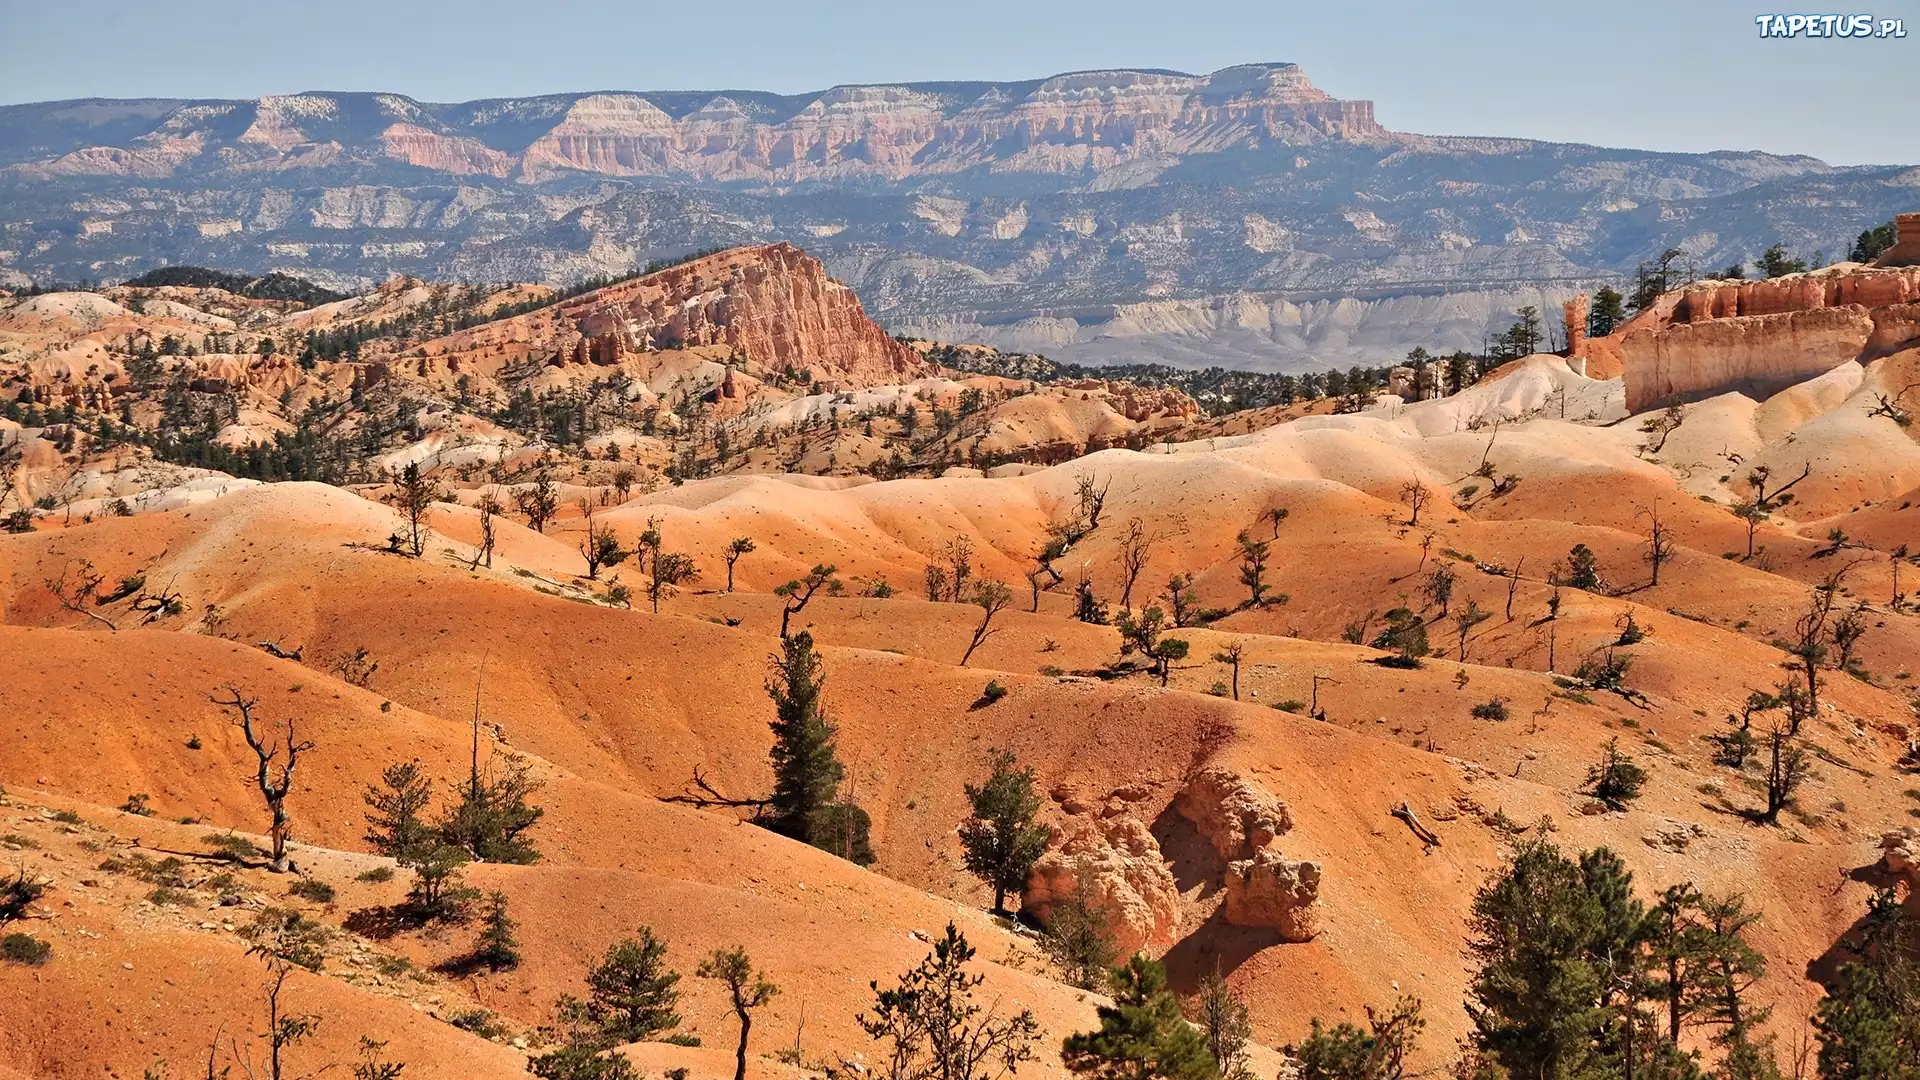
[6,65,1379,186]
[1619,264,1920,412]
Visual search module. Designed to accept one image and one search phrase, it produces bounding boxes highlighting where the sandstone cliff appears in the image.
[426,243,925,389]
[1618,263,1920,412]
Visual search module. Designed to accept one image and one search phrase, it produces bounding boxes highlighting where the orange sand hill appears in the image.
[4,338,1919,1079]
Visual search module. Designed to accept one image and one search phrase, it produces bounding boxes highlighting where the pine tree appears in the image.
[1062,954,1219,1080]
[472,890,521,971]
[1466,837,1608,1078]
[764,632,870,862]
[363,762,436,860]
[958,750,1050,914]
[1589,287,1627,337]
[583,927,682,1042]
[1814,888,1920,1078]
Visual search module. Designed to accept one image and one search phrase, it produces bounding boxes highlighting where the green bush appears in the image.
[660,1033,702,1047]
[1471,698,1510,722]
[1,932,50,966]
[356,865,396,883]
[289,878,336,904]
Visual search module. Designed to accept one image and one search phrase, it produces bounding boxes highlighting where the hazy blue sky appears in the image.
[3,0,1915,164]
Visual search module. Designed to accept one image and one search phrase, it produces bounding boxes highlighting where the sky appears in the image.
[1,0,1916,165]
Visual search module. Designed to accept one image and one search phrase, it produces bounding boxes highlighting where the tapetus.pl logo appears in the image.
[1754,13,1906,37]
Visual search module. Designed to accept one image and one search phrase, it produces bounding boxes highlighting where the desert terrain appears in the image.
[3,233,1919,1079]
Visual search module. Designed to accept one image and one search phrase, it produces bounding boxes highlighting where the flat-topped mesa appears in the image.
[1618,257,1920,412]
[15,65,1381,186]
[513,64,1380,182]
[570,243,926,386]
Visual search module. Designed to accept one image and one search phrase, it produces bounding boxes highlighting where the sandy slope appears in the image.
[3,349,1918,1076]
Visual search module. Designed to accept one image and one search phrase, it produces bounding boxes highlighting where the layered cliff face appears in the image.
[2,65,1379,185]
[2,67,1911,370]
[1619,264,1920,411]
[430,243,925,389]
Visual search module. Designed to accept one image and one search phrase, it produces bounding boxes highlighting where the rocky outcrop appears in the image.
[1173,767,1322,941]
[562,244,924,388]
[1872,213,1920,268]
[1882,827,1920,883]
[1223,849,1323,942]
[429,243,926,390]
[1619,264,1920,412]
[1175,766,1292,861]
[1024,809,1182,957]
[1563,295,1588,367]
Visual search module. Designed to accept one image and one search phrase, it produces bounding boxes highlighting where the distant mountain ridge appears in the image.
[1,63,1913,371]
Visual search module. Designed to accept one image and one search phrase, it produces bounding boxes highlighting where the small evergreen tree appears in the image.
[1563,544,1602,591]
[765,632,871,862]
[1466,837,1608,1077]
[1291,996,1424,1080]
[1062,954,1219,1080]
[1371,609,1428,667]
[1040,886,1119,990]
[858,923,1040,1080]
[699,947,779,1080]
[1584,737,1647,810]
[471,890,521,971]
[1588,287,1627,337]
[583,926,682,1042]
[958,750,1050,914]
[383,462,439,558]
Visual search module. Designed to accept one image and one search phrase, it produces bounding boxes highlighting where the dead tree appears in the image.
[214,688,312,873]
[1400,479,1431,527]
[1731,462,1811,559]
[470,488,502,570]
[1505,557,1525,621]
[1866,381,1917,426]
[1116,518,1153,610]
[46,560,117,631]
[256,640,304,662]
[1638,505,1676,587]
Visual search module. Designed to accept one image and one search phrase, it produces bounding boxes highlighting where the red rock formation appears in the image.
[425,243,927,389]
[1873,213,1920,268]
[1619,263,1920,412]
[564,243,923,387]
[1563,295,1588,367]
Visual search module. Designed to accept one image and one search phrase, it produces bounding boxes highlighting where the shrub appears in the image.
[1,932,50,966]
[2,867,47,920]
[660,1033,702,1047]
[448,1008,507,1039]
[120,794,155,816]
[147,886,190,907]
[1274,700,1307,714]
[975,680,1009,707]
[206,832,262,863]
[1471,698,1510,722]
[356,866,396,883]
[1585,737,1647,810]
[52,810,83,825]
[289,878,336,904]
